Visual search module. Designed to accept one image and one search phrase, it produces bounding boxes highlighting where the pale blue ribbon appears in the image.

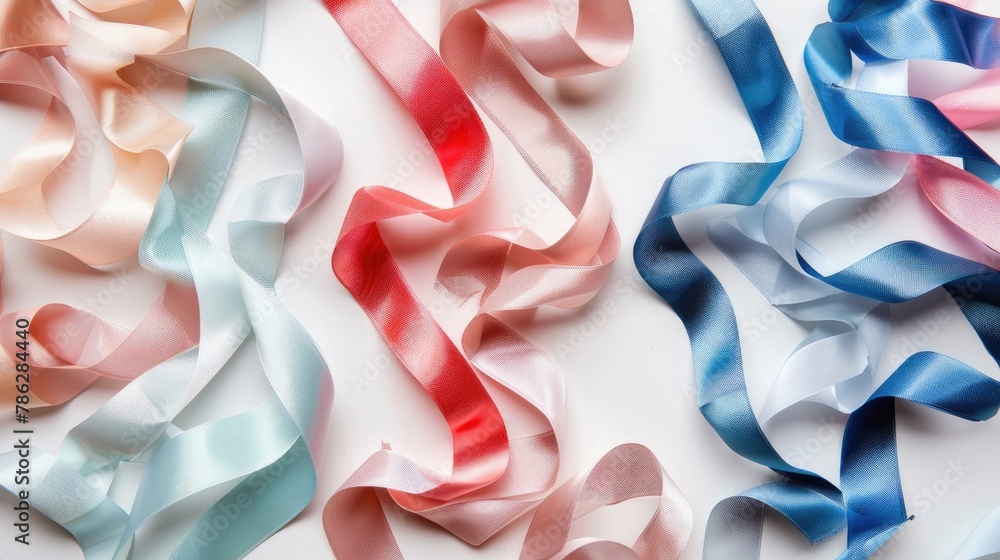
[1,2,341,558]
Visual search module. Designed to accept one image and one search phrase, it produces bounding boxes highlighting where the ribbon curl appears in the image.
[635,1,1000,558]
[2,1,342,558]
[321,0,691,558]
[0,0,202,411]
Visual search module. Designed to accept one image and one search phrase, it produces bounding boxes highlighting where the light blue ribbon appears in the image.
[1,2,341,558]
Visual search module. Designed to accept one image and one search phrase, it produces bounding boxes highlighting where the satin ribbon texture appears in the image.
[635,0,1000,559]
[2,1,341,558]
[0,0,201,410]
[320,0,690,558]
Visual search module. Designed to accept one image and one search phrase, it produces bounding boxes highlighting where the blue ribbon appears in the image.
[636,0,1000,558]
[809,0,1000,186]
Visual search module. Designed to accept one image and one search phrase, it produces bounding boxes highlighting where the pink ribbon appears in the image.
[519,444,691,560]
[921,70,1000,254]
[322,0,690,557]
[0,0,211,410]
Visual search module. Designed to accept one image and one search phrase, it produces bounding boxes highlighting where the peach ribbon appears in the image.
[0,0,207,410]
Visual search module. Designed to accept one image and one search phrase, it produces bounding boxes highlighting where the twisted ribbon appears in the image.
[0,0,199,410]
[3,1,341,558]
[321,0,690,558]
[635,0,1000,558]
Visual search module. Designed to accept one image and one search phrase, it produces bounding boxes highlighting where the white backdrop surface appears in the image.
[2,0,1000,558]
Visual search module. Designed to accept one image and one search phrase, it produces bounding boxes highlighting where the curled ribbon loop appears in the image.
[0,1,193,267]
[322,0,690,558]
[520,444,691,560]
[3,1,341,558]
[0,0,205,411]
[808,0,1000,255]
[636,0,1000,558]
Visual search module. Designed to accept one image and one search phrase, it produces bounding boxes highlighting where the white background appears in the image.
[3,0,1000,558]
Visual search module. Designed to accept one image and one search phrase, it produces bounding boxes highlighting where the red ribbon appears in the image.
[322,1,691,558]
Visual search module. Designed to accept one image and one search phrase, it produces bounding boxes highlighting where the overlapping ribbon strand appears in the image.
[519,443,690,560]
[0,0,193,265]
[635,1,1000,559]
[2,1,342,558]
[706,61,905,424]
[435,2,624,489]
[436,0,626,313]
[635,0,852,552]
[321,0,690,558]
[0,0,286,410]
[697,33,1000,560]
[802,0,1000,269]
[1,0,249,549]
[322,3,520,552]
[703,0,1000,452]
[787,247,1000,558]
[0,0,202,410]
[808,0,1000,239]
